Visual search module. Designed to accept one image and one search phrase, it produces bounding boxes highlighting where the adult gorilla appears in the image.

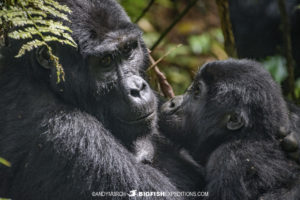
[0,0,201,199]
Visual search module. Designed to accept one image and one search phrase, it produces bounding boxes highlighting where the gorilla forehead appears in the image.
[198,59,273,84]
[61,0,130,24]
[197,59,282,101]
[195,59,288,123]
[60,0,141,55]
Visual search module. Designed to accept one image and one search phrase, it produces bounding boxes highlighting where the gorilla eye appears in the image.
[90,30,97,39]
[122,40,138,55]
[193,85,201,97]
[123,44,131,54]
[131,40,138,49]
[100,55,112,67]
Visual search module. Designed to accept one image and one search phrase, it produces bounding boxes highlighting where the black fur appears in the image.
[0,0,201,199]
[229,0,300,75]
[160,59,300,200]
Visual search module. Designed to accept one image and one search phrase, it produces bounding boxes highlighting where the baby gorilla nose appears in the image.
[161,95,183,115]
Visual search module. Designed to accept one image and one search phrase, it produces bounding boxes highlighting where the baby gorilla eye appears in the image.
[100,55,112,67]
[193,84,201,98]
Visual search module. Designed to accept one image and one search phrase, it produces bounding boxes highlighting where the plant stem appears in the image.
[215,0,237,58]
[150,0,199,51]
[135,0,155,23]
[278,0,296,101]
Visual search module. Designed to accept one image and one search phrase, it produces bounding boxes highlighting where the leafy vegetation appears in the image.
[120,0,299,99]
[0,0,298,96]
[261,56,288,84]
[0,0,77,82]
[120,0,226,94]
[0,156,11,199]
[0,157,11,167]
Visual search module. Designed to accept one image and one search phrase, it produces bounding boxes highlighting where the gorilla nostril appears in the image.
[130,89,140,97]
[170,101,176,108]
[141,83,147,91]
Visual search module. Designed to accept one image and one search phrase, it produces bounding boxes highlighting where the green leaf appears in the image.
[2,0,77,83]
[0,157,11,167]
[188,34,212,54]
[261,56,288,84]
[16,39,47,57]
[43,35,77,47]
[32,2,70,21]
[44,0,72,13]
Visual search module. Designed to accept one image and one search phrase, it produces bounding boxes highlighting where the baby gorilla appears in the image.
[159,59,300,200]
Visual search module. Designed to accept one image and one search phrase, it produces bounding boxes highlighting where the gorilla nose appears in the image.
[129,79,147,98]
[124,75,152,104]
[161,95,183,114]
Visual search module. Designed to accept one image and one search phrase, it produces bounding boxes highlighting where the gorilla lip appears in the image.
[166,106,182,116]
[119,111,155,124]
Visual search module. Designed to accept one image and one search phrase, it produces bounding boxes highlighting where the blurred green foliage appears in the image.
[120,0,226,95]
[118,0,148,20]
[295,79,300,98]
[261,56,300,99]
[261,56,288,84]
[120,0,296,98]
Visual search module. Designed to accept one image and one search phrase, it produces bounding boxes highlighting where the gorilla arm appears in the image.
[10,109,181,200]
[205,140,298,200]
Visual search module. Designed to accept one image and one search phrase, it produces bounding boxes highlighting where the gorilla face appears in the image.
[159,96,185,144]
[34,0,157,146]
[160,59,290,164]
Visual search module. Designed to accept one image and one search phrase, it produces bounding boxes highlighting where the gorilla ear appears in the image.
[36,46,54,69]
[226,112,244,131]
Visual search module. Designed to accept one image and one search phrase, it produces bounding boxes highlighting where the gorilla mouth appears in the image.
[119,111,155,124]
[166,106,182,115]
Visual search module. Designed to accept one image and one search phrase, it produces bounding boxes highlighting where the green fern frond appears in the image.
[0,0,78,83]
[0,157,11,167]
[30,1,70,21]
[44,0,72,13]
[8,29,33,39]
[43,35,77,47]
[15,39,46,57]
[9,26,71,39]
[0,7,47,19]
[61,32,76,45]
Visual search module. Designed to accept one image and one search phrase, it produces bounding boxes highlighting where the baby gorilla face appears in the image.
[160,59,299,164]
[159,95,185,144]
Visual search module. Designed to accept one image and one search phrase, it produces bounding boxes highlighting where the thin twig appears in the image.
[148,50,175,98]
[150,0,199,51]
[215,0,237,58]
[135,0,155,23]
[278,0,296,101]
[147,44,182,71]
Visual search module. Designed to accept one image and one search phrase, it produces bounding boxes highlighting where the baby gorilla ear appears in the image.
[226,112,245,131]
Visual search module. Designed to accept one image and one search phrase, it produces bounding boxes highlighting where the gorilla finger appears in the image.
[277,126,289,138]
[281,132,299,152]
[287,151,300,164]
